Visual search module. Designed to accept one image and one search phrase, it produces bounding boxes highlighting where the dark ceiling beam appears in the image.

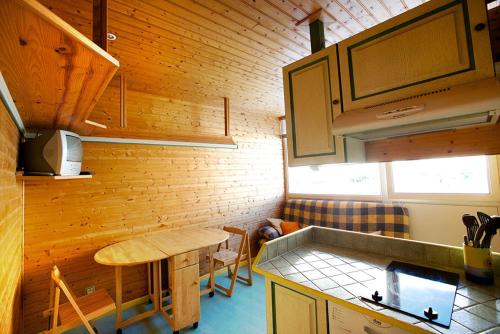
[93,0,108,51]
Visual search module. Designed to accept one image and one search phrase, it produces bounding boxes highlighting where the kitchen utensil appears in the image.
[477,211,490,225]
[462,214,479,242]
[474,224,486,248]
[480,216,500,248]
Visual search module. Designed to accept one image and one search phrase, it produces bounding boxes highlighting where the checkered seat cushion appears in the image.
[283,199,410,239]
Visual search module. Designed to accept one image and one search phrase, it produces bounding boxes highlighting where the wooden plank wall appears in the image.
[22,86,285,334]
[0,101,23,333]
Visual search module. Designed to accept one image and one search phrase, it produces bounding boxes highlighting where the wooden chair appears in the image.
[43,265,116,334]
[206,226,253,297]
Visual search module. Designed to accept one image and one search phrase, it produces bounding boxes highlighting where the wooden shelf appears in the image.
[16,172,92,181]
[0,0,119,135]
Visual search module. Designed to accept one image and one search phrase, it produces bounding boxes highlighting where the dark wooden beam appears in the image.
[93,0,108,51]
[365,123,500,162]
[309,20,325,53]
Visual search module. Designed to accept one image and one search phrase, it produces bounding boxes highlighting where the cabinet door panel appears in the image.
[284,45,349,166]
[291,60,333,156]
[273,284,317,334]
[339,0,493,110]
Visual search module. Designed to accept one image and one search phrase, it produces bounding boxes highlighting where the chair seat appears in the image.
[212,249,239,266]
[58,289,115,326]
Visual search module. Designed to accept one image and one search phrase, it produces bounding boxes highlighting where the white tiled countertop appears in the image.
[256,228,500,334]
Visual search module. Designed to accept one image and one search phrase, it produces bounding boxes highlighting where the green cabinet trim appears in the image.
[288,56,337,159]
[271,282,319,334]
[347,0,475,102]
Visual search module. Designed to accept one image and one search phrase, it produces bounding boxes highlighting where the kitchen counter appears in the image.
[253,226,500,334]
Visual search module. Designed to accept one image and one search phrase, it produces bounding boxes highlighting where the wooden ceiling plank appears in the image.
[107,19,282,83]
[106,18,283,86]
[311,0,363,35]
[265,0,343,43]
[213,0,311,53]
[111,0,291,69]
[112,44,283,94]
[356,0,391,22]
[288,0,354,39]
[155,0,300,62]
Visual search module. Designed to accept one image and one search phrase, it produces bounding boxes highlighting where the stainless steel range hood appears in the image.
[331,78,500,141]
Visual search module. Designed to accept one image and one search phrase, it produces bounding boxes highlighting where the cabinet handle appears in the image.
[474,23,486,31]
[332,99,339,105]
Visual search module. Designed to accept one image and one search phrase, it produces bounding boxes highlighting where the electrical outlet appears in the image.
[85,285,96,295]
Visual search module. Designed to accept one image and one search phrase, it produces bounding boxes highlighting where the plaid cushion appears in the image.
[258,225,281,240]
[283,199,410,239]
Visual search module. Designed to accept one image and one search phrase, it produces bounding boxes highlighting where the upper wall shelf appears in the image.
[0,0,119,135]
[15,172,93,181]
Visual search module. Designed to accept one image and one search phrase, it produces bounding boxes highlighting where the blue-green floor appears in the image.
[67,269,266,334]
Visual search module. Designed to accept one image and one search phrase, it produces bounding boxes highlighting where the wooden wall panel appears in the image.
[23,89,285,334]
[0,101,23,333]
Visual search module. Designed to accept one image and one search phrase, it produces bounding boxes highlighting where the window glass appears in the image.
[288,163,382,195]
[391,156,490,194]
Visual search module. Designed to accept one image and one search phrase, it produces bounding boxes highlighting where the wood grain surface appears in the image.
[0,100,23,334]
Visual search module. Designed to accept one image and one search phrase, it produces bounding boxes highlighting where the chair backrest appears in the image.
[49,265,95,333]
[222,226,250,259]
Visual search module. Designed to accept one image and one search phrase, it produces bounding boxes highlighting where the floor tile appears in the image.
[429,320,473,334]
[326,258,345,266]
[293,263,314,272]
[330,274,356,286]
[457,287,496,303]
[351,262,372,270]
[319,266,342,277]
[454,293,478,308]
[311,277,338,291]
[302,270,326,281]
[336,263,358,274]
[324,287,354,300]
[466,304,500,324]
[452,309,494,332]
[284,273,308,283]
[342,283,369,298]
[310,260,330,269]
[347,271,373,282]
[277,266,298,276]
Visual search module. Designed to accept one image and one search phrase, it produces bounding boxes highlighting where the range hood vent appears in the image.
[332,78,500,141]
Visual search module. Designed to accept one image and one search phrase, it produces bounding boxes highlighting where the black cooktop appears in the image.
[361,261,459,328]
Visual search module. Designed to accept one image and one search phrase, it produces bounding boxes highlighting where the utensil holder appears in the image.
[463,244,494,285]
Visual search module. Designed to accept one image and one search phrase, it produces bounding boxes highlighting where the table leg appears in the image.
[153,261,160,312]
[209,248,215,296]
[115,266,123,332]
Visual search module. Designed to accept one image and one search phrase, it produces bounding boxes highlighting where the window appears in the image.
[390,156,490,194]
[288,163,382,196]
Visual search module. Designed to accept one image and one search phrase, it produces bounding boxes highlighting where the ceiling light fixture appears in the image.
[107,32,117,41]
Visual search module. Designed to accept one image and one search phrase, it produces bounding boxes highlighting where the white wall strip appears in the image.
[81,136,238,149]
[0,71,26,134]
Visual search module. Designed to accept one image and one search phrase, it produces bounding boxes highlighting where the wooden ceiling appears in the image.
[39,0,428,115]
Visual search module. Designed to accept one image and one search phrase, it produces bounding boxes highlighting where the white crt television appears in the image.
[22,130,82,176]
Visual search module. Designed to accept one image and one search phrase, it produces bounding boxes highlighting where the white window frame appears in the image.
[386,155,500,205]
[287,162,386,202]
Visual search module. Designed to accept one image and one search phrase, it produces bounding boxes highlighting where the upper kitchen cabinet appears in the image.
[338,0,494,111]
[283,45,364,166]
[0,0,119,135]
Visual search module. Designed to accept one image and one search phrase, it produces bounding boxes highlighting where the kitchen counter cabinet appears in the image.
[253,227,500,334]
